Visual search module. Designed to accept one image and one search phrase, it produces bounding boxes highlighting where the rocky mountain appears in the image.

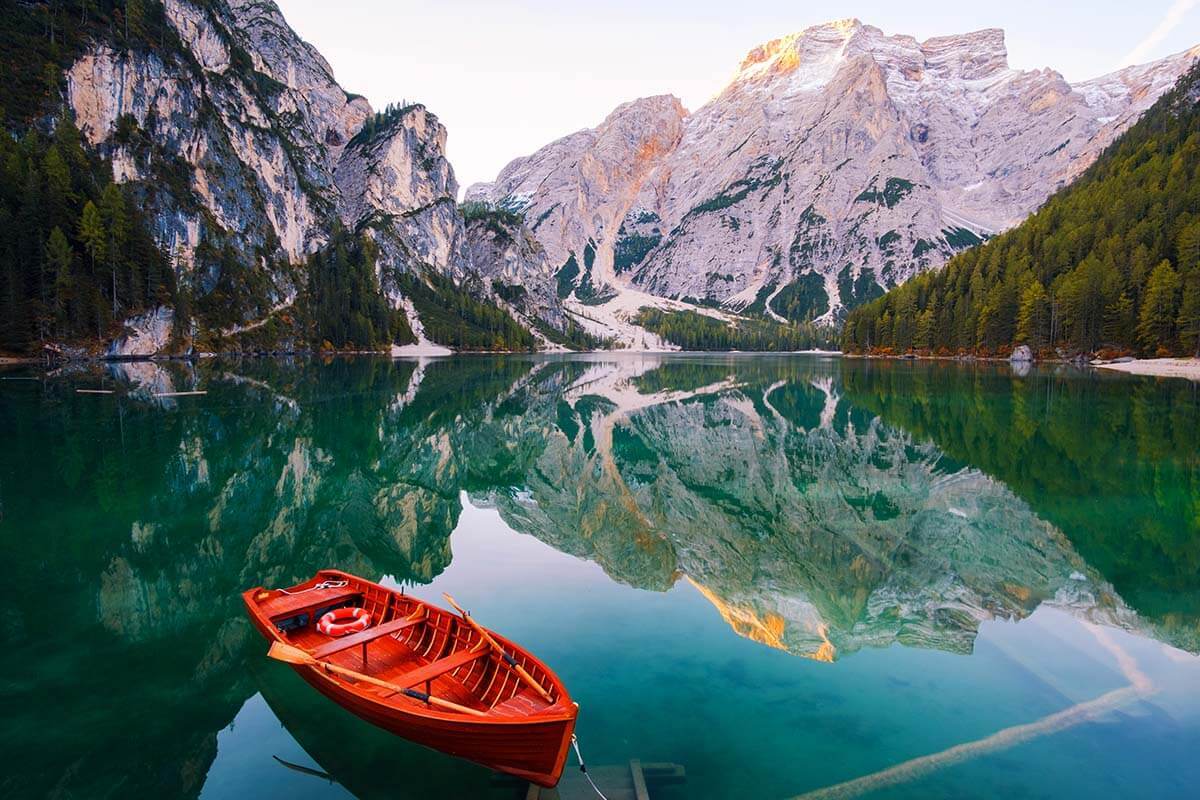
[461,207,566,335]
[468,20,1200,323]
[842,57,1200,357]
[19,0,568,355]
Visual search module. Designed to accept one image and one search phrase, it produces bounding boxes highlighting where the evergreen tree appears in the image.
[126,0,148,40]
[1178,269,1200,358]
[78,200,106,336]
[630,307,835,351]
[893,291,916,351]
[1177,221,1200,275]
[78,200,105,273]
[0,21,176,353]
[100,183,129,315]
[46,227,74,333]
[42,146,73,231]
[1015,279,1050,349]
[915,306,935,351]
[1103,292,1136,347]
[1137,260,1180,355]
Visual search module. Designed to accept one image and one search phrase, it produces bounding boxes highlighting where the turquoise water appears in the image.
[1,355,1197,799]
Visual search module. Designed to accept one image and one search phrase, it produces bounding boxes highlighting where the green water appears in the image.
[1,355,1198,799]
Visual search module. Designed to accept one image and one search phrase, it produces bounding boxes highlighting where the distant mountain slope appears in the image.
[468,20,1200,324]
[842,58,1200,357]
[0,0,568,355]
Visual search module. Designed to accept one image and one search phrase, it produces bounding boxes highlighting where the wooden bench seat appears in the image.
[262,589,361,620]
[311,614,426,660]
[391,647,489,690]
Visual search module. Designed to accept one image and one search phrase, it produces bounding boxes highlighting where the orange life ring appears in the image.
[317,606,372,637]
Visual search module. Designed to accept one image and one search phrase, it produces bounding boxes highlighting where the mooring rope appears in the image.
[570,734,610,800]
[277,579,348,595]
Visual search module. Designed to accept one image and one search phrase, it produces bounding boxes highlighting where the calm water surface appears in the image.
[1,354,1198,799]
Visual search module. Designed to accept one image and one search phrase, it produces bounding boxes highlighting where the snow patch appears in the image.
[392,298,452,357]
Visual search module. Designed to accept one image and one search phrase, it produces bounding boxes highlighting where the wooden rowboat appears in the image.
[242,569,578,787]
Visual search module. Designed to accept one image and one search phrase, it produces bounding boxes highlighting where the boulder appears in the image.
[1010,344,1033,363]
[107,306,174,358]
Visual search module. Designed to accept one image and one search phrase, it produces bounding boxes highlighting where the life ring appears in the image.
[317,606,372,637]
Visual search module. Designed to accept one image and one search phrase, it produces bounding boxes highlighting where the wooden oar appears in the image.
[267,641,486,717]
[442,593,555,703]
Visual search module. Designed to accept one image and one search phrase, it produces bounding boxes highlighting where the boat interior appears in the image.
[251,574,560,718]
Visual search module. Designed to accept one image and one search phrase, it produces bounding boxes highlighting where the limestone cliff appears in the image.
[461,211,566,331]
[468,20,1200,322]
[61,0,560,353]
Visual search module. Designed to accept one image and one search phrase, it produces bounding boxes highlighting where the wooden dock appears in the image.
[520,760,685,800]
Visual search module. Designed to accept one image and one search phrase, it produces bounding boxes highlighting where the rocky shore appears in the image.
[1093,358,1200,380]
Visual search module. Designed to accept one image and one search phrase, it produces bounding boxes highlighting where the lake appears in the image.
[1,354,1197,799]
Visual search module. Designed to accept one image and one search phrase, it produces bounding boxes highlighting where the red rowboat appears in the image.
[242,569,578,787]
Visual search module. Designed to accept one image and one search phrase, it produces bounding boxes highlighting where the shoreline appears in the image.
[845,352,1200,381]
[1091,358,1200,381]
[7,349,1197,381]
[2,347,847,367]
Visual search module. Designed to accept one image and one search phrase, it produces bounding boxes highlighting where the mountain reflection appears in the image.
[0,354,1196,798]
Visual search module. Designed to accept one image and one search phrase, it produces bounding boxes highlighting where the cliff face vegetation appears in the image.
[633,307,836,351]
[0,0,560,356]
[0,114,178,351]
[843,60,1200,358]
[0,2,178,352]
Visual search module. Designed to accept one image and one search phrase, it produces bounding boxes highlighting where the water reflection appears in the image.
[0,354,1197,798]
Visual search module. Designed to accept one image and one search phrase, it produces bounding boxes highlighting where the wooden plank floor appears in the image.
[524,761,685,800]
[288,628,485,709]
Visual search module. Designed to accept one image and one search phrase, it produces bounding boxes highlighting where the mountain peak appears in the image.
[918,27,1009,81]
[473,21,1200,334]
[731,21,1013,95]
[736,18,865,77]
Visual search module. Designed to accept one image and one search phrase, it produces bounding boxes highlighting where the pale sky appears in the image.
[274,0,1200,190]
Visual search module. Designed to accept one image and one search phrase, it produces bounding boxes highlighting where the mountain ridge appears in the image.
[3,6,1197,356]
[467,19,1200,328]
[841,57,1200,358]
[1,0,571,356]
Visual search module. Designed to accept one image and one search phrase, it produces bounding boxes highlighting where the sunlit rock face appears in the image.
[64,0,469,335]
[466,95,687,287]
[334,105,471,291]
[469,20,1200,321]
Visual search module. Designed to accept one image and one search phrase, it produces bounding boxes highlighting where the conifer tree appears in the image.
[1015,279,1050,349]
[1177,222,1200,275]
[46,227,73,333]
[79,201,105,275]
[1137,260,1180,354]
[1178,269,1200,358]
[78,200,106,336]
[100,183,129,315]
[915,306,935,351]
[126,0,148,40]
[1103,292,1136,348]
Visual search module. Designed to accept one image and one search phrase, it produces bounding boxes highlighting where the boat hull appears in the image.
[242,572,576,787]
[295,661,575,786]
